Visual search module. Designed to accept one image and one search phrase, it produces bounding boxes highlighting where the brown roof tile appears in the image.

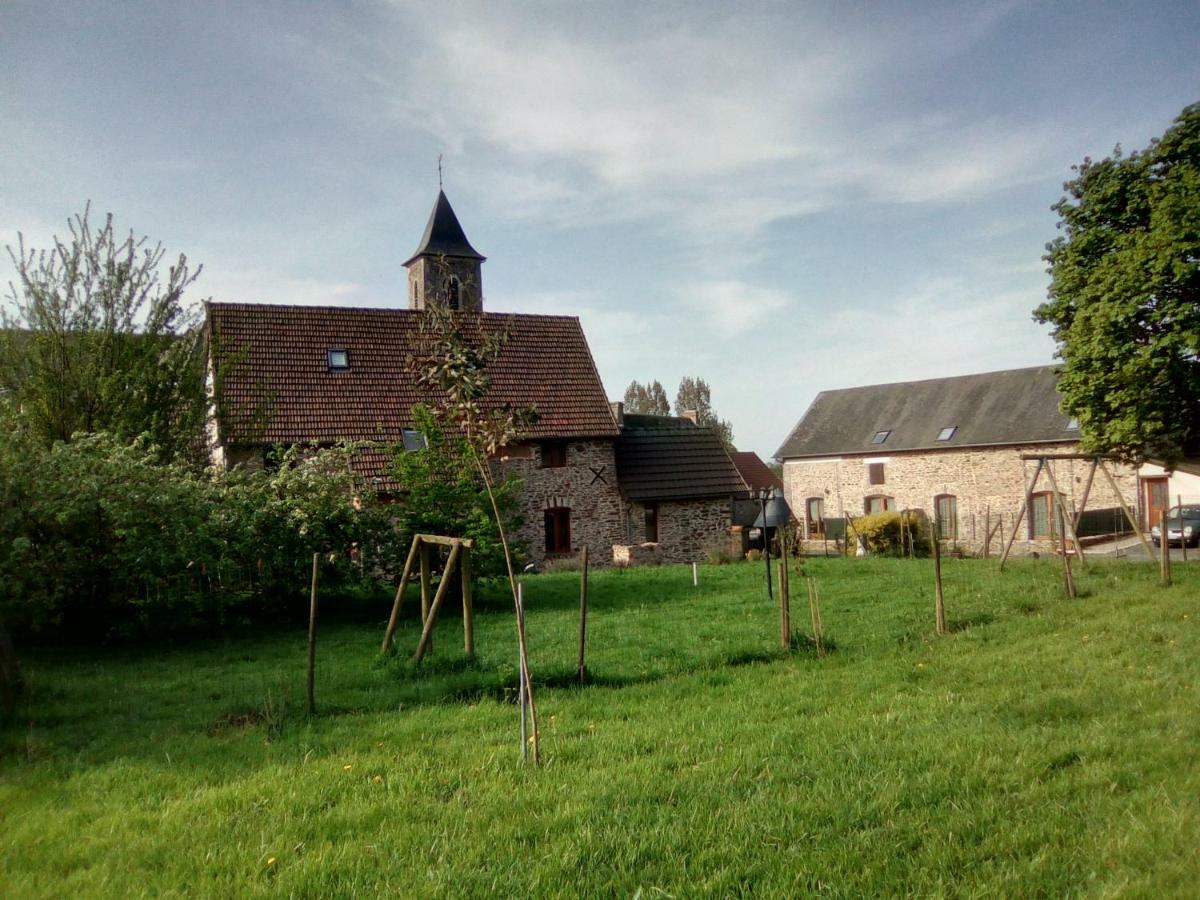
[208,302,618,445]
[729,451,783,493]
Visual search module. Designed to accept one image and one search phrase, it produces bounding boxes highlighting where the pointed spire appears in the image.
[403,190,485,267]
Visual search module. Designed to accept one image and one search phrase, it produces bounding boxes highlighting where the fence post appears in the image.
[577,545,589,685]
[1180,495,1188,564]
[932,522,946,635]
[1161,510,1172,587]
[307,553,319,715]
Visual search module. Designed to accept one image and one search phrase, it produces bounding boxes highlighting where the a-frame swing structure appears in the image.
[381,534,475,663]
[998,454,1151,570]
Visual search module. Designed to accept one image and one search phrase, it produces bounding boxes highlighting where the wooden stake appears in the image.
[778,560,791,648]
[461,544,474,657]
[517,582,528,761]
[577,545,589,684]
[1160,510,1172,587]
[999,499,1028,571]
[381,536,422,654]
[806,578,825,657]
[1180,495,1188,564]
[692,561,699,587]
[983,506,991,559]
[413,542,462,663]
[419,542,432,655]
[1057,501,1076,599]
[1043,463,1087,569]
[307,552,319,715]
[932,524,946,635]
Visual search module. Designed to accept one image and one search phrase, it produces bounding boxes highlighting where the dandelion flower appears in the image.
[267,857,277,867]
[343,764,353,772]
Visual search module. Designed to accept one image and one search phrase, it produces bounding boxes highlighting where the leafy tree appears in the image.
[622,379,671,416]
[2,205,207,463]
[1035,102,1200,467]
[675,376,735,449]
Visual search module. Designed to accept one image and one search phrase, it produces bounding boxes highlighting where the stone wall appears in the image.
[491,439,625,566]
[783,442,1139,555]
[625,497,731,564]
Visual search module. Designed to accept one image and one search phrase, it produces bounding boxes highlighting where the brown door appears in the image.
[1142,477,1169,530]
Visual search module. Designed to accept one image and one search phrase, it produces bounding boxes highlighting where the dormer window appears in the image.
[871,430,890,445]
[401,429,426,452]
[936,426,957,441]
[327,348,350,371]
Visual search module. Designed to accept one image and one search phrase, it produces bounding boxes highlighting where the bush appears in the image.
[704,543,736,565]
[0,427,392,640]
[848,511,931,557]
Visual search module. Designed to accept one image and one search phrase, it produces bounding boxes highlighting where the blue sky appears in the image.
[2,1,1198,458]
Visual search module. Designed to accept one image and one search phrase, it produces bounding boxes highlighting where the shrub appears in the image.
[703,543,736,565]
[848,510,932,557]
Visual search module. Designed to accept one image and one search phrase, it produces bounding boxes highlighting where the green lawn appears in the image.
[2,557,1198,897]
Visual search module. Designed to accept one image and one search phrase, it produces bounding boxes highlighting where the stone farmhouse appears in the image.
[206,190,746,566]
[774,367,1142,554]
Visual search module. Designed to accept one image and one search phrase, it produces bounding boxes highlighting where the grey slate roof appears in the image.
[616,415,748,502]
[403,191,485,265]
[775,366,1079,459]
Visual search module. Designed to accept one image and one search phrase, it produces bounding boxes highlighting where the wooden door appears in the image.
[1142,477,1169,530]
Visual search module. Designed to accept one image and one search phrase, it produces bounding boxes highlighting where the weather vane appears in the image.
[438,154,443,190]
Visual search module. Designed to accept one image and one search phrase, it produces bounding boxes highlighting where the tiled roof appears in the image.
[729,451,783,493]
[775,366,1079,459]
[208,302,618,445]
[615,416,748,502]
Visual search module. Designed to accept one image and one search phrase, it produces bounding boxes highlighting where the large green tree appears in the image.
[622,379,671,416]
[1035,102,1200,467]
[675,375,735,449]
[2,206,207,462]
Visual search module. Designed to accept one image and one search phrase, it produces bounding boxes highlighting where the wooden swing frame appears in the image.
[380,534,475,663]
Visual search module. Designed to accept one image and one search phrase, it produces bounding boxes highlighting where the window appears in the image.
[806,497,825,536]
[327,348,350,371]
[444,276,461,310]
[868,463,885,485]
[540,440,568,468]
[544,507,571,554]
[401,429,426,452]
[936,426,957,441]
[644,503,660,543]
[1066,417,1080,431]
[871,430,890,445]
[864,495,894,514]
[934,494,958,539]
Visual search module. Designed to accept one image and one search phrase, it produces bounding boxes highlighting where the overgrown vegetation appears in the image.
[1,558,1197,896]
[0,426,391,640]
[848,509,932,556]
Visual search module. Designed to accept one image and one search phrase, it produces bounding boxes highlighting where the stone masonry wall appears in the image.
[491,439,625,566]
[783,443,1139,555]
[625,498,731,565]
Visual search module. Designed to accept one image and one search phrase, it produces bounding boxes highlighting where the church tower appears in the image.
[403,191,486,311]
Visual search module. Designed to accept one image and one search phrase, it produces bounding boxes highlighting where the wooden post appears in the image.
[1099,463,1156,560]
[413,542,462,663]
[419,542,432,655]
[932,523,946,635]
[1160,510,1172,587]
[1057,501,1076,599]
[692,561,699,587]
[307,552,319,715]
[1043,464,1087,568]
[517,582,528,762]
[381,536,422,654]
[461,544,474,657]
[998,500,1028,571]
[1072,458,1099,536]
[983,506,991,559]
[778,560,790,648]
[577,545,589,684]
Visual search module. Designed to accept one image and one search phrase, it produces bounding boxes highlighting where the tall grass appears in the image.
[2,557,1197,897]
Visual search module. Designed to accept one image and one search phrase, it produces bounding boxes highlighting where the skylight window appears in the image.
[936,426,957,441]
[1066,417,1080,431]
[871,430,890,445]
[327,348,350,371]
[401,429,426,452]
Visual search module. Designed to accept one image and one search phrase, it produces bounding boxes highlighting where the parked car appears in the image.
[1150,505,1200,548]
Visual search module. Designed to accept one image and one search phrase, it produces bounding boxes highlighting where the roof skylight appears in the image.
[1066,417,1080,431]
[936,426,957,441]
[327,348,350,371]
[871,430,890,445]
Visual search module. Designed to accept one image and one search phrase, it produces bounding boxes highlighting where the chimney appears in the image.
[681,409,699,425]
[610,401,625,427]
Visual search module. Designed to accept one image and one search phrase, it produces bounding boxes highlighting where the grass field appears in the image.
[2,556,1198,897]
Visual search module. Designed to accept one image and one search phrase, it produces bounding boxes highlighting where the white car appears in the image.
[1151,505,1200,548]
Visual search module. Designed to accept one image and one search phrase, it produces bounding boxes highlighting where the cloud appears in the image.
[681,280,793,336]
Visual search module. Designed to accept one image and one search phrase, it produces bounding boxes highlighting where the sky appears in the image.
[2,1,1198,459]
